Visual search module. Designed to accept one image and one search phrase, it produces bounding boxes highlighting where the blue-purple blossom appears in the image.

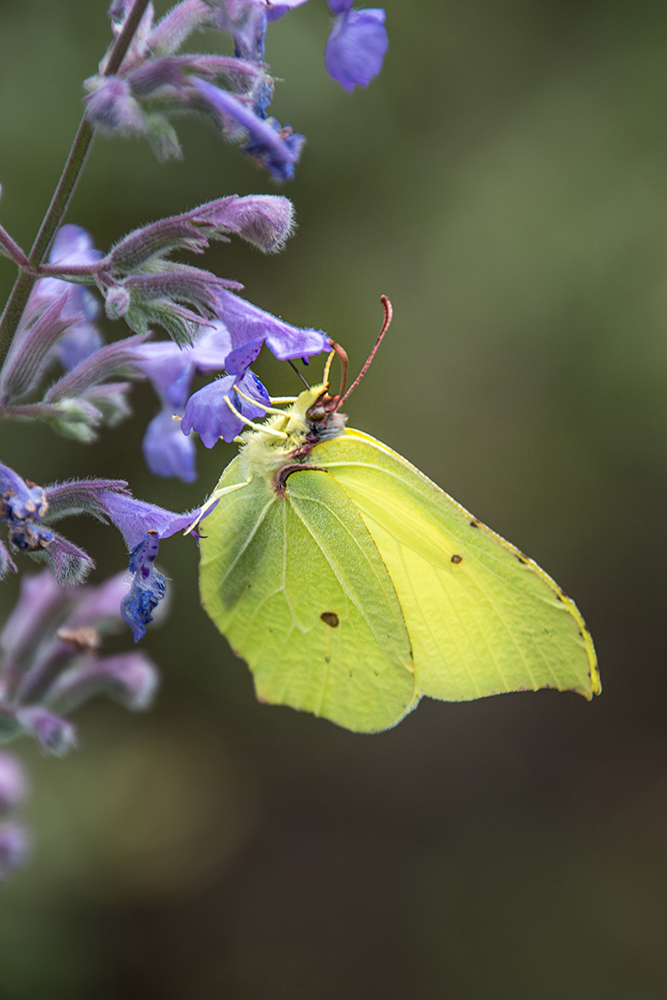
[0,226,144,441]
[266,0,388,90]
[135,339,202,480]
[122,531,165,642]
[325,7,387,91]
[143,410,197,482]
[97,490,213,641]
[192,78,304,181]
[182,368,270,445]
[135,298,327,478]
[216,288,329,361]
[87,0,300,177]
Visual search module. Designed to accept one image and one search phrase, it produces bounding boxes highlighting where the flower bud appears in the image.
[104,285,132,320]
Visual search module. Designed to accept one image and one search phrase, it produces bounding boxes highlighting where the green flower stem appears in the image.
[0,0,151,374]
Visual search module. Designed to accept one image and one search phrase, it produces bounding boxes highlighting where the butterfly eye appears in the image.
[307,404,327,422]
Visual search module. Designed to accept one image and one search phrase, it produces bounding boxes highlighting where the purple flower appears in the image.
[181,368,270,446]
[121,532,166,642]
[88,1,303,177]
[216,288,329,361]
[135,339,200,481]
[98,490,214,641]
[143,410,197,482]
[135,294,327,478]
[266,0,387,90]
[325,7,388,92]
[192,78,304,181]
[105,194,296,269]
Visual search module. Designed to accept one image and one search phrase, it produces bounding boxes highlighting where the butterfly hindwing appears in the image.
[199,460,416,732]
[311,429,599,703]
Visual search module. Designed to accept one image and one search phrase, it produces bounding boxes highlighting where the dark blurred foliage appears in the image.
[1,0,667,996]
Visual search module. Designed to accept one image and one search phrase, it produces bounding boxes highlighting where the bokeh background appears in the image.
[2,0,667,996]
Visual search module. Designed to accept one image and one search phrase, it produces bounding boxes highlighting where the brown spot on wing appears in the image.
[320,612,339,628]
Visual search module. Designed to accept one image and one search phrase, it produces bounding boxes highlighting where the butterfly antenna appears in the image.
[336,295,393,410]
[327,340,348,405]
[288,358,311,388]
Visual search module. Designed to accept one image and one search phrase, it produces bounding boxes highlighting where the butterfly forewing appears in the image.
[200,462,416,732]
[312,429,599,703]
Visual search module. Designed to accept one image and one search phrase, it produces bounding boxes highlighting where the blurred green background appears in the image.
[2,0,667,996]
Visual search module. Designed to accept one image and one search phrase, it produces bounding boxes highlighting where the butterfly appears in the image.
[197,298,600,732]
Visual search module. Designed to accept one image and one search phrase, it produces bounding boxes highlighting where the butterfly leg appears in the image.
[274,463,327,497]
[184,479,253,535]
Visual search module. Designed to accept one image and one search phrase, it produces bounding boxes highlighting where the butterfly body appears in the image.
[199,385,600,732]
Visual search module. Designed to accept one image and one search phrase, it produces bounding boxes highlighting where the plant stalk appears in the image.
[0,0,151,374]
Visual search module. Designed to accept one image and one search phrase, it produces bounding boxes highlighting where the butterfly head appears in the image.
[287,383,346,437]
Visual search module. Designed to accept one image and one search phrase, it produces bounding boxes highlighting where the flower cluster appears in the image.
[0,569,159,756]
[0,462,132,584]
[0,194,327,457]
[88,0,298,176]
[83,1,387,179]
[0,752,29,882]
[0,460,213,638]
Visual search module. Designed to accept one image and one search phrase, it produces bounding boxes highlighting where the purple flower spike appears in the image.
[325,9,388,92]
[0,822,30,881]
[182,368,269,446]
[0,754,27,814]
